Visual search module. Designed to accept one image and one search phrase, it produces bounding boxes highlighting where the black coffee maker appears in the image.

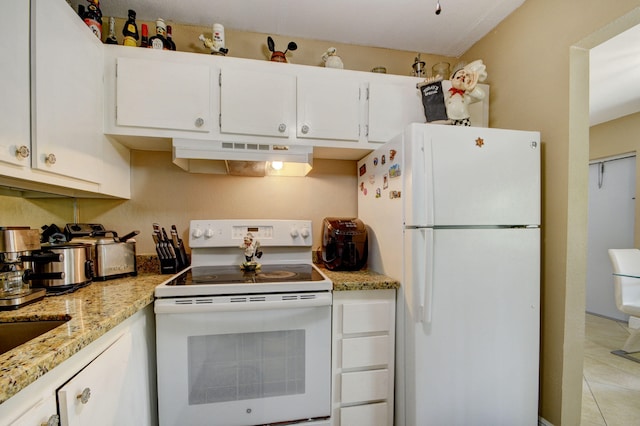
[321,217,368,271]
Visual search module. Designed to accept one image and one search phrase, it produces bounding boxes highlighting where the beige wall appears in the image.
[1,155,357,255]
[590,111,640,246]
[462,1,640,424]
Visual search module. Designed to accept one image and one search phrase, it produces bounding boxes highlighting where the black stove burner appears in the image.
[167,263,324,287]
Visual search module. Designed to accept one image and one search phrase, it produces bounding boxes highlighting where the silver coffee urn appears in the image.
[0,227,46,310]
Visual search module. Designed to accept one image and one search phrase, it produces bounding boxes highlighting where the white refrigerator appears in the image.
[357,123,540,426]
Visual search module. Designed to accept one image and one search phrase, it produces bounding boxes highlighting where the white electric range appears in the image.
[154,219,332,426]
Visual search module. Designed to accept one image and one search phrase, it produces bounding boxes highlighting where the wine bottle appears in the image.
[148,18,170,50]
[83,0,102,40]
[122,9,139,47]
[140,24,149,48]
[166,25,177,51]
[105,17,118,44]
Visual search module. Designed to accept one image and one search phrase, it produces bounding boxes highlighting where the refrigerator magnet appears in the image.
[383,174,388,189]
[381,155,386,165]
[390,190,401,199]
[369,174,375,184]
[376,188,381,198]
[389,164,401,178]
[390,149,397,160]
[359,163,367,176]
[373,157,379,166]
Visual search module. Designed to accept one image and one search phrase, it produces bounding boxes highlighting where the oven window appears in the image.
[187,330,306,405]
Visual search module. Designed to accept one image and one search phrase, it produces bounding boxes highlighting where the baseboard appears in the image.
[539,416,554,426]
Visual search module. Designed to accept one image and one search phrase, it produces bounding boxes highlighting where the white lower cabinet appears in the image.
[57,332,131,425]
[1,306,156,426]
[332,289,395,426]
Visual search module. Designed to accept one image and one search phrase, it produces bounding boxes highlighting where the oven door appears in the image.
[155,292,332,426]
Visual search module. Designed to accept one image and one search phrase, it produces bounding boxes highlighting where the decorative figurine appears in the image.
[267,36,297,63]
[322,47,344,69]
[240,233,263,270]
[444,60,487,126]
[412,53,426,77]
[199,23,228,55]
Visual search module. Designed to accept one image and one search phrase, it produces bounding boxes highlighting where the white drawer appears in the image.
[341,335,390,369]
[341,369,388,404]
[342,301,391,334]
[340,402,388,426]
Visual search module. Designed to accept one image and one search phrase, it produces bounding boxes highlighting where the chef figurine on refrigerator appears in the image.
[445,60,487,126]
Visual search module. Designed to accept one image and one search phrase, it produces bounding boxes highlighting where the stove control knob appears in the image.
[300,227,310,238]
[192,228,204,239]
[290,227,299,238]
[204,228,215,238]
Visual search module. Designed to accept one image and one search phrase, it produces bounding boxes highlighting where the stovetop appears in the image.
[155,263,332,298]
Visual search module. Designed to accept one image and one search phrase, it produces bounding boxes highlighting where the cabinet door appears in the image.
[8,393,58,426]
[297,76,362,141]
[57,332,132,426]
[220,67,296,138]
[0,0,30,168]
[31,0,102,183]
[116,57,213,133]
[368,79,426,143]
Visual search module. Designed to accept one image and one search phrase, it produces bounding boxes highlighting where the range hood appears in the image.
[172,139,313,177]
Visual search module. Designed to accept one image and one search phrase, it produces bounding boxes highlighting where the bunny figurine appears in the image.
[322,47,344,69]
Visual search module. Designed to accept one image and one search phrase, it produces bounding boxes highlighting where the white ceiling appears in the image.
[589,24,640,126]
[88,0,639,125]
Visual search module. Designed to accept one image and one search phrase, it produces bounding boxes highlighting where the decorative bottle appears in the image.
[148,18,170,50]
[122,9,139,47]
[140,24,149,48]
[83,0,102,40]
[105,17,118,44]
[166,25,177,51]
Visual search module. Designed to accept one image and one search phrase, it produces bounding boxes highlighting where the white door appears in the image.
[0,0,30,168]
[586,156,636,320]
[403,124,541,227]
[367,79,425,143]
[219,67,296,138]
[116,57,213,133]
[402,227,540,425]
[31,0,103,183]
[297,76,362,141]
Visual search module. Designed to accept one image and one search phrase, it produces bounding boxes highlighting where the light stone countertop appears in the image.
[0,264,398,405]
[0,273,167,404]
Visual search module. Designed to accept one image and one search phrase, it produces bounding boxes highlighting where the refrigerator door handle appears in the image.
[420,228,435,324]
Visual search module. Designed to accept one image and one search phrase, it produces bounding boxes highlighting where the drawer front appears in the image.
[341,335,390,369]
[340,402,388,426]
[342,301,391,334]
[341,369,388,404]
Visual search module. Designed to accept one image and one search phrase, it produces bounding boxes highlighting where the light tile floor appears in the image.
[582,313,640,425]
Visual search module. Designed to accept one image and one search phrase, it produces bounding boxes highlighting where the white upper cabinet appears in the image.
[297,74,363,142]
[31,0,103,183]
[368,76,426,143]
[116,56,213,133]
[220,67,296,138]
[0,0,30,169]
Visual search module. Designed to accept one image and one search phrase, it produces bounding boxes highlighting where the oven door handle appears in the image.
[154,293,332,314]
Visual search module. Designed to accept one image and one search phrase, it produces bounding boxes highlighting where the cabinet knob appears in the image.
[41,414,60,426]
[15,145,30,159]
[301,124,310,134]
[77,387,91,404]
[278,123,287,133]
[45,153,57,165]
[195,117,205,127]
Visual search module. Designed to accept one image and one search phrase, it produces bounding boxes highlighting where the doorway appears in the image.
[586,155,636,320]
